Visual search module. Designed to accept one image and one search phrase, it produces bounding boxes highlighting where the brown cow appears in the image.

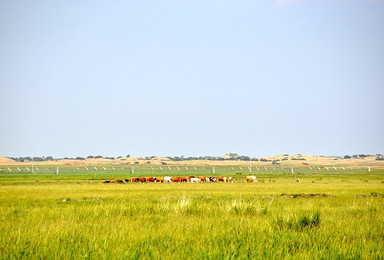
[155,176,164,183]
[171,177,180,183]
[138,177,147,183]
[198,176,207,182]
[146,177,155,183]
[218,176,225,182]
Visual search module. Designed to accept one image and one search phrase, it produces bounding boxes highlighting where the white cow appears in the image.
[190,177,201,183]
[246,175,257,183]
[164,176,172,183]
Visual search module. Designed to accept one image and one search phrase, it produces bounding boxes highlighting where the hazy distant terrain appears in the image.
[1,154,383,168]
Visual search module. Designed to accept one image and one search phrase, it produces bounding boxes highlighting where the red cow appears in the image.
[138,177,146,183]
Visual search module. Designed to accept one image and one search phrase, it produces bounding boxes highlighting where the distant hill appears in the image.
[1,154,383,168]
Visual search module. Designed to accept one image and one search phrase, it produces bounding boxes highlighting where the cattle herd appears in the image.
[102,175,259,184]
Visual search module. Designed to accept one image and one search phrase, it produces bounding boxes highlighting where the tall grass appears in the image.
[1,174,384,258]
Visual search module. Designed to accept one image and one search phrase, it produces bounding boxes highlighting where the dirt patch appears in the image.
[60,197,104,202]
[280,193,335,199]
[354,193,384,198]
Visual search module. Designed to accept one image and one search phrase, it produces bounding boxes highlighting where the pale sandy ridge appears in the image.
[1,155,383,168]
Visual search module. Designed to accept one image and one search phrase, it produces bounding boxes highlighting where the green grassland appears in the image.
[1,169,384,259]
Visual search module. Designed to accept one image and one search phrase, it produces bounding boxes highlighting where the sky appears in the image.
[1,0,383,158]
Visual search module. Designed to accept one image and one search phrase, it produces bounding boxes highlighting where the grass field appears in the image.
[1,169,384,259]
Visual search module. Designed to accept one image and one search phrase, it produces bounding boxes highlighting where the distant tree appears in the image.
[95,155,103,159]
[126,154,130,158]
[87,156,94,159]
[344,155,352,159]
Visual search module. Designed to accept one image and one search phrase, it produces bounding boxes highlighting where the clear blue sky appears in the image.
[1,0,383,158]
